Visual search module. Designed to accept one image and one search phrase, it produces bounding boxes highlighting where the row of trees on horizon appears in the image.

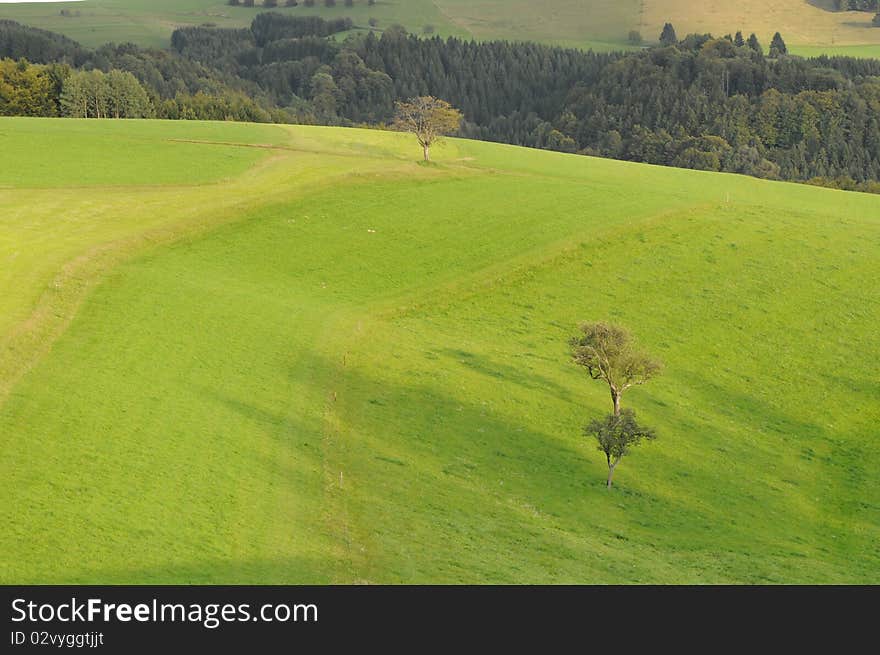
[2,16,880,194]
[228,0,374,7]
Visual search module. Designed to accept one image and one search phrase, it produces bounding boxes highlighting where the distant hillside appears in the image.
[4,15,880,192]
[0,0,879,57]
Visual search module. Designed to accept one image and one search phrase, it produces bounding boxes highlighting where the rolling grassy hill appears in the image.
[1,118,878,583]
[1,0,879,57]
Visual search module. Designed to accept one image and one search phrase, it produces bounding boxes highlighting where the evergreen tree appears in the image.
[747,33,762,54]
[734,31,745,47]
[659,23,678,46]
[769,32,788,57]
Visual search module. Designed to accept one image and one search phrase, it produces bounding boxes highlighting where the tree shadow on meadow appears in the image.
[53,347,877,585]
[281,349,857,582]
[190,384,327,486]
[436,348,576,402]
[653,368,880,559]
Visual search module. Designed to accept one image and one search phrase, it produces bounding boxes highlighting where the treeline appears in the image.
[229,0,371,7]
[0,19,86,65]
[833,0,878,11]
[251,13,353,45]
[168,20,616,134]
[556,39,880,186]
[0,55,287,122]
[0,58,66,116]
[3,15,880,193]
[832,0,880,23]
[0,20,294,122]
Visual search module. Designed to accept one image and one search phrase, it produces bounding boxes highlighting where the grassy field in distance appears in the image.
[1,118,878,584]
[642,0,880,48]
[1,0,879,57]
[789,43,880,59]
[0,0,468,50]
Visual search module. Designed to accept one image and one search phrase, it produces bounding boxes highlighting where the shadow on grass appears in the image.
[437,348,575,401]
[52,346,876,584]
[281,349,833,582]
[193,384,326,486]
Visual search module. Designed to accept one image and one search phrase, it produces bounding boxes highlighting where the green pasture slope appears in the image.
[3,0,880,57]
[1,117,879,584]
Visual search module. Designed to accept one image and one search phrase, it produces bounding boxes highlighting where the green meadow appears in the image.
[3,0,880,57]
[0,118,878,583]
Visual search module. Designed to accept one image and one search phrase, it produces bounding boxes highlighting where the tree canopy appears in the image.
[571,324,661,488]
[393,96,462,161]
[585,410,657,488]
[660,23,678,46]
[570,322,661,416]
[769,32,788,58]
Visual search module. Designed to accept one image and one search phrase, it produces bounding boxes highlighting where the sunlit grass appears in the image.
[0,119,878,583]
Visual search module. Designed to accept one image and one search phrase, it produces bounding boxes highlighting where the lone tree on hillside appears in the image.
[569,322,661,416]
[659,23,678,46]
[393,96,463,162]
[571,322,661,488]
[586,410,656,488]
[769,32,788,57]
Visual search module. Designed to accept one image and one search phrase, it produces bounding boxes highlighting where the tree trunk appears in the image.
[607,457,620,488]
[423,142,430,162]
[611,389,621,416]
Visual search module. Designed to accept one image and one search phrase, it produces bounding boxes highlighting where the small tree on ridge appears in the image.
[393,96,462,162]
